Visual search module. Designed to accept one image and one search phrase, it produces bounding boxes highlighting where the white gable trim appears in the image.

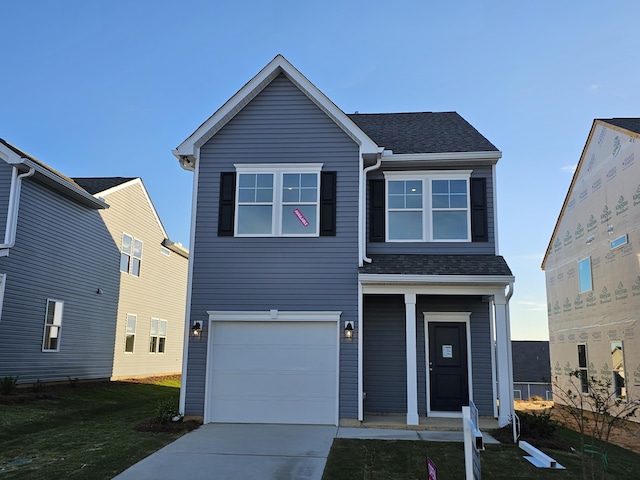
[173,55,380,162]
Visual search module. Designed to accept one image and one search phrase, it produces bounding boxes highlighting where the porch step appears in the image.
[345,414,498,431]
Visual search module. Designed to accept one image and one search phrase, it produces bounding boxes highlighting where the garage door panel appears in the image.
[208,320,338,425]
[211,371,336,396]
[212,345,336,370]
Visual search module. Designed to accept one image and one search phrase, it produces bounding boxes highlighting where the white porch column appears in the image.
[494,293,513,427]
[405,293,419,426]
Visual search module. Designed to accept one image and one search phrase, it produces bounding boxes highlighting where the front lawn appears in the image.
[321,428,640,479]
[0,379,195,479]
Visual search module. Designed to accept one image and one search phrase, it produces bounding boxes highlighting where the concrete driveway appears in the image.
[113,423,337,480]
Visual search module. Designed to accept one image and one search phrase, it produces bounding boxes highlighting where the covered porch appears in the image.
[357,254,515,427]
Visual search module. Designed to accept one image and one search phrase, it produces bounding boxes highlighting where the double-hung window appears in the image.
[235,164,321,236]
[125,314,136,353]
[121,233,143,276]
[42,299,64,352]
[149,318,167,354]
[385,171,471,242]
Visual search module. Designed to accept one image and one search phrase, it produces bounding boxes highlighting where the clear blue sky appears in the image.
[3,1,639,340]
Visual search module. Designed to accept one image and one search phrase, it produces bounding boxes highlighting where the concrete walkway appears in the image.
[113,423,499,480]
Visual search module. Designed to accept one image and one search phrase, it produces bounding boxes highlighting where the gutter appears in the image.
[360,152,383,266]
[0,165,35,252]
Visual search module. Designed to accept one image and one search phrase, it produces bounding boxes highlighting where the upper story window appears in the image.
[234,164,321,237]
[385,171,471,242]
[121,233,143,276]
[42,299,64,352]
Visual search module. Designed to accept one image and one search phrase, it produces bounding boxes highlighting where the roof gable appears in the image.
[542,118,640,268]
[173,55,380,165]
[73,177,169,240]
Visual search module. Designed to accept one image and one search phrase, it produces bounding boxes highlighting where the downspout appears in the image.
[0,165,35,251]
[505,281,517,442]
[361,154,382,265]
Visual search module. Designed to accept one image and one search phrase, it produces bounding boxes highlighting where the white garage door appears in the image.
[208,320,338,425]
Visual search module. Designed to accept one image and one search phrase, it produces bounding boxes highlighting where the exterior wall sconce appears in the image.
[96,288,103,295]
[608,224,614,235]
[192,321,202,336]
[586,235,595,245]
[344,321,354,339]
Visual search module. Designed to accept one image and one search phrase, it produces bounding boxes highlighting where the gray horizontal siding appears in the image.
[363,295,407,413]
[185,74,360,418]
[367,165,496,254]
[0,178,121,384]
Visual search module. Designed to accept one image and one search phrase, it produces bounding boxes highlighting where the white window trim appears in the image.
[121,233,143,277]
[42,298,64,352]
[234,163,323,237]
[384,170,472,242]
[124,313,136,354]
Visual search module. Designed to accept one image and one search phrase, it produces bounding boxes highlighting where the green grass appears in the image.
[321,428,640,480]
[0,381,185,479]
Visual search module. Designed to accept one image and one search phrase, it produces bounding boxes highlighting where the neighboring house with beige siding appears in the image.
[74,177,189,379]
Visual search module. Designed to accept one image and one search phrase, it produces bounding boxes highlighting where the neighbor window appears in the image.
[578,257,592,293]
[42,299,64,352]
[235,164,321,236]
[125,314,136,353]
[149,318,167,354]
[121,234,143,276]
[577,344,589,393]
[611,341,626,399]
[385,171,470,242]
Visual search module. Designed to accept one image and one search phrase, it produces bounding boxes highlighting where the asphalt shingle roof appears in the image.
[512,341,551,383]
[599,118,640,135]
[347,112,499,154]
[359,254,513,276]
[72,177,136,195]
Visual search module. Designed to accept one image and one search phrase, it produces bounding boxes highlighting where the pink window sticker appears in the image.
[293,208,310,227]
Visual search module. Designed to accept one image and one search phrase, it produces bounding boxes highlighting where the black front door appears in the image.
[428,322,469,412]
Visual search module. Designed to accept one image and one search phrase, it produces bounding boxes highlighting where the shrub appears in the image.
[154,398,181,424]
[1,376,19,395]
[520,410,558,438]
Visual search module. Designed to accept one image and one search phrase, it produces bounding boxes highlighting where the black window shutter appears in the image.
[218,172,236,236]
[320,171,337,236]
[470,177,488,242]
[369,179,385,242]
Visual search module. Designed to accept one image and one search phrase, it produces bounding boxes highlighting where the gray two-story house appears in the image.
[174,55,515,427]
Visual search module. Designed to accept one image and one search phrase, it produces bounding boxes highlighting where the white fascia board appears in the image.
[208,310,342,322]
[359,273,514,285]
[18,158,107,209]
[173,55,379,162]
[381,151,502,164]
